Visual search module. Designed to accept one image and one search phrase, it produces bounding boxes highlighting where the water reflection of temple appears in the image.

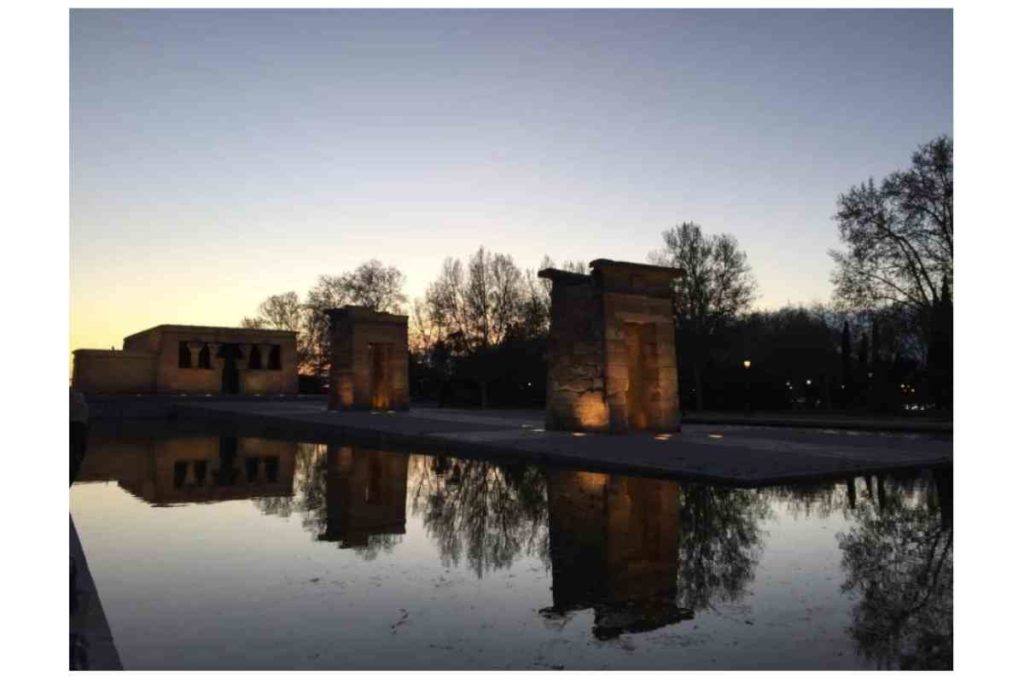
[76,434,296,505]
[319,446,409,549]
[543,470,690,639]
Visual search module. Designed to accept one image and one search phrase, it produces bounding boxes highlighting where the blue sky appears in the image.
[71,9,952,349]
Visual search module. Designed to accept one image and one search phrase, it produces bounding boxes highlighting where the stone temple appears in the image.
[326,306,410,411]
[539,259,682,433]
[72,325,299,395]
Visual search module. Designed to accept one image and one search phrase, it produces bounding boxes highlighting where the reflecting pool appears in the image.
[70,425,952,670]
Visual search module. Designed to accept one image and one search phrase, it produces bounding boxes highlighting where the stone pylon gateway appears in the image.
[326,306,410,411]
[539,259,682,434]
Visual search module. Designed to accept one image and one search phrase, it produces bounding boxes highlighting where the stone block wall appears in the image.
[326,307,410,411]
[71,350,157,394]
[74,325,299,395]
[544,274,609,430]
[540,260,682,433]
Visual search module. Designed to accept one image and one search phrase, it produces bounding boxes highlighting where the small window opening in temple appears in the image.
[193,460,207,485]
[198,344,212,369]
[248,345,263,370]
[268,344,282,370]
[264,457,279,483]
[245,457,259,483]
[173,461,188,489]
[178,341,191,368]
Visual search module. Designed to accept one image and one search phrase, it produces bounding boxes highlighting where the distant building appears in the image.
[72,324,299,395]
[539,259,682,433]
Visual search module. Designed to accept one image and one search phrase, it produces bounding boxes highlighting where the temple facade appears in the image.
[326,306,409,411]
[539,259,682,433]
[72,324,299,395]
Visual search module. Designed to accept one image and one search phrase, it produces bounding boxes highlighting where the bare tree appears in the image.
[830,136,953,316]
[240,291,308,369]
[303,260,408,378]
[650,222,757,411]
[240,291,304,331]
[243,261,407,378]
[337,259,408,314]
[422,247,548,406]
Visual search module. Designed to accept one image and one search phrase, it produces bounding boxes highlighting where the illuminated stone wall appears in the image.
[540,259,681,433]
[72,324,299,395]
[326,306,409,411]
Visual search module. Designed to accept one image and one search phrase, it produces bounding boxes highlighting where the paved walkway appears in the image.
[174,401,952,486]
[680,411,952,434]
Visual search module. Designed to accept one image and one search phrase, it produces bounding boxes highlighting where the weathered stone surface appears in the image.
[72,325,298,395]
[326,306,409,412]
[540,260,682,434]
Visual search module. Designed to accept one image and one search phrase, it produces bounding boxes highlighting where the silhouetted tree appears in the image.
[245,260,407,379]
[926,275,953,410]
[841,321,853,407]
[650,222,757,411]
[830,136,953,359]
[419,248,549,407]
[305,260,407,378]
[241,291,310,369]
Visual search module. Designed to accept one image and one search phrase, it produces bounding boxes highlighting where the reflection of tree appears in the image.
[837,471,952,670]
[253,443,327,530]
[676,484,768,611]
[765,479,852,520]
[349,533,400,561]
[408,456,549,576]
[254,444,410,558]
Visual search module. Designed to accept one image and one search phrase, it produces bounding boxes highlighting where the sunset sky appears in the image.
[70,8,952,351]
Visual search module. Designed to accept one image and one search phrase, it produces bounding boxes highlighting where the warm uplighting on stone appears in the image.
[326,306,409,412]
[539,259,683,434]
[71,324,299,395]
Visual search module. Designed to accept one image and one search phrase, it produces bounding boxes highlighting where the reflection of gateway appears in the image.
[76,434,296,505]
[319,446,409,548]
[543,470,690,639]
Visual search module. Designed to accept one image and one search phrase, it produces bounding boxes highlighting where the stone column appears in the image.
[207,343,224,371]
[186,341,204,369]
[237,343,252,369]
[258,344,271,370]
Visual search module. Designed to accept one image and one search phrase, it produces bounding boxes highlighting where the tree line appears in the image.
[243,136,952,413]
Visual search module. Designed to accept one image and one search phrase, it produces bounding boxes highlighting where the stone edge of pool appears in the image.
[145,400,955,488]
[70,516,122,671]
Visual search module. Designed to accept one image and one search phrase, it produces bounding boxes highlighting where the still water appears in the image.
[70,425,952,670]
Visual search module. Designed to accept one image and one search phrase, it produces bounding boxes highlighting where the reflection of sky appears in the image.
[70,447,930,669]
[71,9,952,350]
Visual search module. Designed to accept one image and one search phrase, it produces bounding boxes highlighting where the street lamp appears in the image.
[743,359,752,415]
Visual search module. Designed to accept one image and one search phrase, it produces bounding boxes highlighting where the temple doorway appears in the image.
[220,344,240,394]
[624,323,658,431]
[369,343,392,410]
